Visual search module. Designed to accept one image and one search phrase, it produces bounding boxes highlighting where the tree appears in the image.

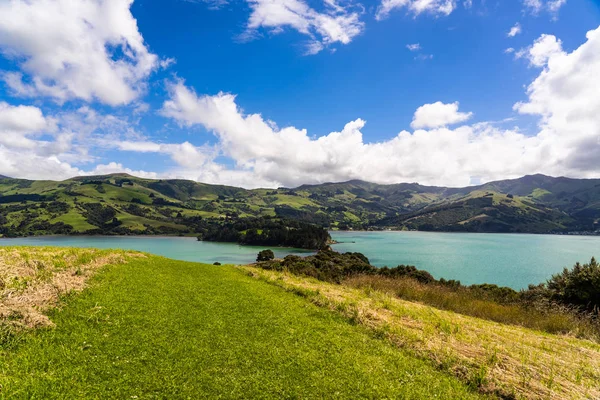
[546,257,600,311]
[257,249,275,262]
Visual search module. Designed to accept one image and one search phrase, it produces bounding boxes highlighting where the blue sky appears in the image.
[0,0,599,188]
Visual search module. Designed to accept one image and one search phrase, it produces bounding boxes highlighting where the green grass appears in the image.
[0,252,480,399]
[115,212,187,231]
[272,194,318,208]
[531,188,552,199]
[50,209,96,231]
[247,267,600,399]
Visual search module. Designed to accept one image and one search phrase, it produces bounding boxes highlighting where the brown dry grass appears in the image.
[241,266,600,400]
[344,275,600,341]
[0,247,142,329]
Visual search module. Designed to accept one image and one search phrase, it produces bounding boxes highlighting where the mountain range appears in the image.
[1,173,599,236]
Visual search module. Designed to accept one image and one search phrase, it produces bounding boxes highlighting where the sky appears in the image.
[0,0,599,188]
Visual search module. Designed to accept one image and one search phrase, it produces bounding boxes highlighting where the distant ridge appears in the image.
[0,172,599,236]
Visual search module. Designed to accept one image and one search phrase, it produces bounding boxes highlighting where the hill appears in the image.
[0,173,599,236]
[0,247,479,398]
[2,247,598,398]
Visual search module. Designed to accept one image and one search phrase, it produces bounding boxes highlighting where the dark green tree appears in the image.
[257,249,275,262]
[546,257,600,311]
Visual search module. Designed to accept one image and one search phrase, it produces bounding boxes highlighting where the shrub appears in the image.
[546,257,600,311]
[257,249,275,262]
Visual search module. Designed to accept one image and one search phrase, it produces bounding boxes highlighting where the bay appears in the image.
[1,232,599,289]
[330,231,600,289]
[0,236,313,265]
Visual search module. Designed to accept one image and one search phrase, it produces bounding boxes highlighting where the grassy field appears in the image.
[0,247,480,399]
[244,266,600,399]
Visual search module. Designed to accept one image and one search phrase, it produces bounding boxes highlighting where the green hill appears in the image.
[0,248,480,399]
[0,173,599,236]
[2,247,598,398]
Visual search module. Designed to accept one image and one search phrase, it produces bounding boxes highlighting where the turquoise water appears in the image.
[0,236,313,265]
[330,231,600,289]
[1,232,599,289]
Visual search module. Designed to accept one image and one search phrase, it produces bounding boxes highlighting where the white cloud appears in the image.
[411,101,472,129]
[0,102,79,179]
[518,34,563,66]
[154,26,600,188]
[505,48,515,54]
[2,18,599,191]
[406,43,421,51]
[547,0,566,13]
[524,0,542,13]
[0,102,220,182]
[244,0,364,54]
[84,162,159,179]
[514,26,600,175]
[0,0,160,106]
[376,0,457,21]
[114,140,218,169]
[0,102,52,135]
[159,81,544,187]
[159,57,177,69]
[523,0,567,17]
[507,23,522,37]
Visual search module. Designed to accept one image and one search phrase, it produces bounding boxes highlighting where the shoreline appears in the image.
[330,230,600,238]
[3,229,600,241]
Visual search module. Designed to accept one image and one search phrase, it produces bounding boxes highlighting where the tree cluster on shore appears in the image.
[197,217,331,250]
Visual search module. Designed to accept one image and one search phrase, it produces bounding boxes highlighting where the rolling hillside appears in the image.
[3,247,598,398]
[0,173,599,236]
[0,248,481,399]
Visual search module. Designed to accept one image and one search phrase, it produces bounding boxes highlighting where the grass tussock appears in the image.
[344,275,600,342]
[242,266,600,400]
[0,246,141,331]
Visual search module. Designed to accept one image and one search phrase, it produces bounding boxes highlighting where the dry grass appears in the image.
[344,275,600,342]
[241,266,600,400]
[0,246,142,329]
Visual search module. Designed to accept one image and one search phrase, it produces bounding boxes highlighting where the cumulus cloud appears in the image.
[85,162,159,179]
[243,0,364,54]
[411,101,473,129]
[522,34,563,67]
[152,26,600,188]
[0,102,80,179]
[507,23,522,37]
[514,26,600,175]
[0,101,221,182]
[0,0,159,105]
[114,140,218,169]
[406,43,421,51]
[2,10,599,191]
[160,81,530,187]
[0,102,54,152]
[376,0,457,20]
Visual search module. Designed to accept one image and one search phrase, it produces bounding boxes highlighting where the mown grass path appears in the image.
[0,254,480,399]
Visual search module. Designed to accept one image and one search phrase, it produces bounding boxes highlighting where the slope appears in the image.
[0,248,479,399]
[1,173,600,235]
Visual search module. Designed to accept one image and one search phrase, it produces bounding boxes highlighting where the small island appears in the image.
[197,217,332,250]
